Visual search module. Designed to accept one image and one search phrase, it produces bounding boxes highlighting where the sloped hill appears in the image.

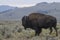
[0,2,60,22]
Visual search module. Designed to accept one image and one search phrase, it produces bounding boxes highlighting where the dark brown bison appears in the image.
[22,13,58,36]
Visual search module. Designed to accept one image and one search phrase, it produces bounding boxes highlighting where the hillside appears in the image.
[0,2,60,22]
[0,5,15,12]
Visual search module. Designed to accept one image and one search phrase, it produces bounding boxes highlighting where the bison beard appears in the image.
[22,13,58,36]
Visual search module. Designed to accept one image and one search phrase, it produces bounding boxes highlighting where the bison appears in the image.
[22,13,58,36]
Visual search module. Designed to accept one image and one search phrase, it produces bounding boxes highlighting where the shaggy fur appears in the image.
[22,13,58,36]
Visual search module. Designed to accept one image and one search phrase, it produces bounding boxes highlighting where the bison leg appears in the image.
[49,27,53,34]
[54,27,58,36]
[35,28,42,36]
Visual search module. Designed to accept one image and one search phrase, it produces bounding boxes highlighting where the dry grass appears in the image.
[0,21,59,40]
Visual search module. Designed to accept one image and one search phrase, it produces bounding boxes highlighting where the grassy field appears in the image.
[0,21,59,40]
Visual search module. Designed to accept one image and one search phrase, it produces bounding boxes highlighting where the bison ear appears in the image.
[24,16,28,20]
[25,16,29,21]
[24,16,27,20]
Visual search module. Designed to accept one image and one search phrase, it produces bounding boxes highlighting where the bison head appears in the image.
[22,16,30,30]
